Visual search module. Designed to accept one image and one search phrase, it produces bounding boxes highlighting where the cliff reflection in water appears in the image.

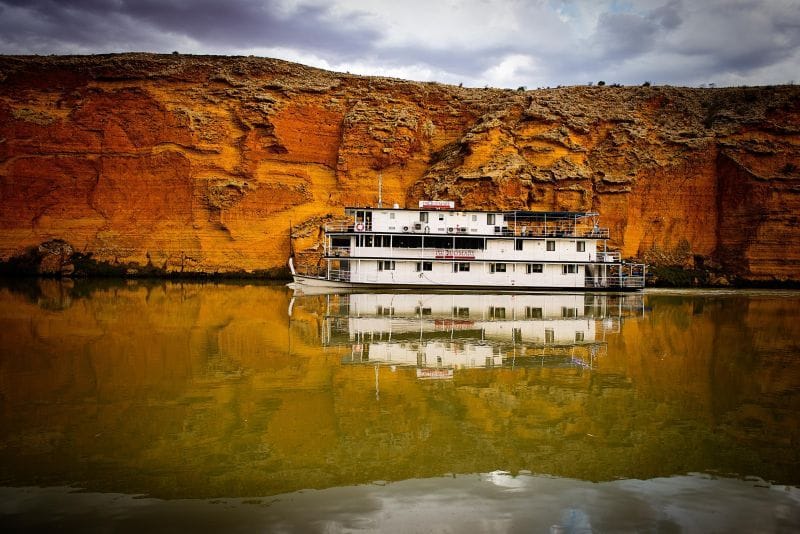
[1,280,799,499]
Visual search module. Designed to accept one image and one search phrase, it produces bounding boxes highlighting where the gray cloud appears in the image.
[648,0,683,30]
[0,0,379,57]
[0,0,797,87]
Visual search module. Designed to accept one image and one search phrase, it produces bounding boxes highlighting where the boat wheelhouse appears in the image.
[290,201,645,291]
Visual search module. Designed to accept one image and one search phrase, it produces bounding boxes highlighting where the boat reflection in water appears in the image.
[303,292,643,378]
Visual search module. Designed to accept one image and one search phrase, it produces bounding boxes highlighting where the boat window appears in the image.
[424,236,452,248]
[390,212,395,219]
[515,240,523,251]
[364,235,373,247]
[454,237,485,249]
[575,331,585,342]
[489,307,506,319]
[546,240,556,251]
[439,214,445,221]
[561,307,578,317]
[545,329,555,343]
[487,214,495,225]
[562,264,577,274]
[525,307,542,319]
[490,263,506,273]
[526,264,543,274]
[577,241,586,252]
[453,307,470,317]
[378,260,396,271]
[452,262,470,272]
[394,235,423,248]
[331,237,349,247]
[415,307,432,316]
[420,212,429,223]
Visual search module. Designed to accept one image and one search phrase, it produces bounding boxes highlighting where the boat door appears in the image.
[355,210,373,231]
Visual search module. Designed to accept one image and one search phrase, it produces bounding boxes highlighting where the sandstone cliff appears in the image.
[1,54,798,282]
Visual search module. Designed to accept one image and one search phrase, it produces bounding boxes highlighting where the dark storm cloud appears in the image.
[0,0,379,57]
[648,0,683,30]
[591,11,660,60]
[123,0,378,55]
[660,0,800,75]
[0,0,797,87]
[576,0,800,85]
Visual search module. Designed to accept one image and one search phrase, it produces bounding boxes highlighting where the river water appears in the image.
[0,280,798,532]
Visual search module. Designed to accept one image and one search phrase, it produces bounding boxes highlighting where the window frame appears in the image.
[452,262,470,272]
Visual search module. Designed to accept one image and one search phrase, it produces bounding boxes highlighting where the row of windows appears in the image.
[397,308,586,342]
[405,305,582,320]
[349,236,587,252]
[416,212,501,224]
[354,235,488,249]
[379,261,580,274]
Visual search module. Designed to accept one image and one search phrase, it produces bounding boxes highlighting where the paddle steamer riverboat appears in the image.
[289,201,645,291]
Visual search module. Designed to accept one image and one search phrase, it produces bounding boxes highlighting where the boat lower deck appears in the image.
[290,274,644,293]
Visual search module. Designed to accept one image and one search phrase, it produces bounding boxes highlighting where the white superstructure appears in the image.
[290,201,645,290]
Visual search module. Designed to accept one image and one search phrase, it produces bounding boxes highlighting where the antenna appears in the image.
[378,173,383,208]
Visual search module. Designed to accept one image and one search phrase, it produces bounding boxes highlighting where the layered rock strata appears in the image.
[0,54,798,282]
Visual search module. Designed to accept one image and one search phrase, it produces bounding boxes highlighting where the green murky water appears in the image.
[1,280,799,532]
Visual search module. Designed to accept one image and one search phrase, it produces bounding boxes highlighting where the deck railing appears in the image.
[585,275,646,289]
[295,264,351,282]
[324,222,609,238]
[328,246,351,257]
[597,251,621,262]
[585,262,646,288]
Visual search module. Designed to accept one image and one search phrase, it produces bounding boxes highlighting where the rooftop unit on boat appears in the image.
[289,201,645,291]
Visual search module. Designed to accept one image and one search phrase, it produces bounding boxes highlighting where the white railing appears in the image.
[325,223,360,233]
[585,276,646,289]
[324,222,610,238]
[597,251,621,262]
[512,223,610,239]
[295,264,351,282]
[328,246,351,257]
[585,262,646,288]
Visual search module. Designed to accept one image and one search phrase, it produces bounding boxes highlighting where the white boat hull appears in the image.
[290,274,641,293]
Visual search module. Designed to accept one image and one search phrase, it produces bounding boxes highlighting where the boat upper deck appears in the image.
[334,206,610,239]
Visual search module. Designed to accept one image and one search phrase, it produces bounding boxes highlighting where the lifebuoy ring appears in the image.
[403,226,410,232]
[355,223,364,232]
[447,227,454,233]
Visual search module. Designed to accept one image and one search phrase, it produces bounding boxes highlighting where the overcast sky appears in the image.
[1,0,798,88]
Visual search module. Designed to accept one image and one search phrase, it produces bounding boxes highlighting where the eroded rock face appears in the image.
[0,54,798,281]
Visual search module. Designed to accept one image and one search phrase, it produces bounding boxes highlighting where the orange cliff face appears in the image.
[0,54,798,281]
